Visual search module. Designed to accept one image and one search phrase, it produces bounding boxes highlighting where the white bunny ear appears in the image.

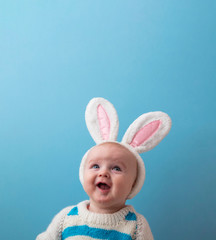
[85,98,119,144]
[122,111,171,153]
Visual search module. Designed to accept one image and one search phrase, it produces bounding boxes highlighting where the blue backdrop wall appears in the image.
[0,1,215,239]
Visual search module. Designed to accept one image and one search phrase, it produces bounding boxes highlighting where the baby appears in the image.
[36,98,171,240]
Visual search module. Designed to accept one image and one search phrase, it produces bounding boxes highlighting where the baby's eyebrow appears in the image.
[87,158,100,164]
[112,159,127,169]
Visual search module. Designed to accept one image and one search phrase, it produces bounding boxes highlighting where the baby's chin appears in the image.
[89,198,126,213]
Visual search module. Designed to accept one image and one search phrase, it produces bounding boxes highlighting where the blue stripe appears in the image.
[67,206,78,216]
[125,211,137,221]
[62,225,132,240]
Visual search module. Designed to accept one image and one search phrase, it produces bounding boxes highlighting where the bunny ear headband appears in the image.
[79,97,172,199]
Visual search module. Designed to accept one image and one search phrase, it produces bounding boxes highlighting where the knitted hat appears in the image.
[79,98,172,199]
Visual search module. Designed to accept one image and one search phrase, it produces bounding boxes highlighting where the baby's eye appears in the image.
[92,164,99,169]
[113,166,121,171]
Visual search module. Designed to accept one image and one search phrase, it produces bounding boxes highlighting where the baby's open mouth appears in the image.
[97,182,110,190]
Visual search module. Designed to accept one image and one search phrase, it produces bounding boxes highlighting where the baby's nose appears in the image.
[99,169,110,178]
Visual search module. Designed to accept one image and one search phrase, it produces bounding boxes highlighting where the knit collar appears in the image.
[77,200,136,226]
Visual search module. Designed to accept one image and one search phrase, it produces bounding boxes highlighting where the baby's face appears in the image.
[83,143,137,213]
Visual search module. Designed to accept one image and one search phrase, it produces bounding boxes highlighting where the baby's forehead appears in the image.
[86,142,137,166]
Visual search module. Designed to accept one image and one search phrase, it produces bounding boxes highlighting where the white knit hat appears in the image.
[79,98,172,199]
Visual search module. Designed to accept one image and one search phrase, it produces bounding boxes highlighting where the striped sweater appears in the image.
[36,201,153,240]
[62,201,137,239]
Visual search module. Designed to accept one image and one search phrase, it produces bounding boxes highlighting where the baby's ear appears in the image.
[122,112,171,153]
[85,98,119,144]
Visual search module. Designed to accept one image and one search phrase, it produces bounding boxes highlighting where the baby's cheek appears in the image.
[124,175,135,191]
[83,181,92,195]
[83,175,94,188]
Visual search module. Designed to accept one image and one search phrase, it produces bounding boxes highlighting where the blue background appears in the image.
[0,1,215,239]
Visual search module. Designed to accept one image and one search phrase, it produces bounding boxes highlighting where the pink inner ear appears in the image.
[97,104,110,140]
[130,120,161,147]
